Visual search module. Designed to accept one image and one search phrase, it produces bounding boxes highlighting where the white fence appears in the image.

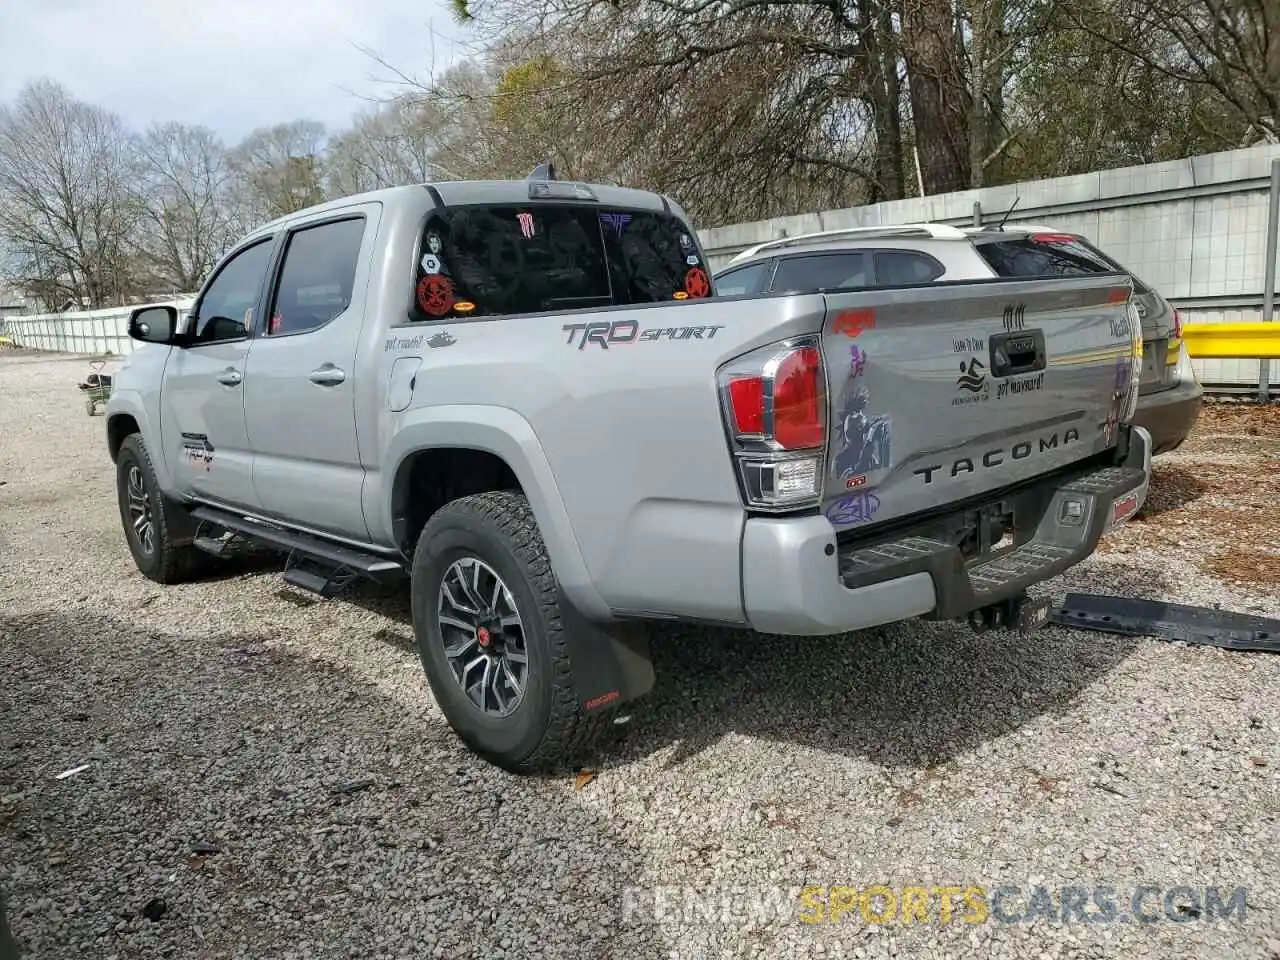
[2,300,193,356]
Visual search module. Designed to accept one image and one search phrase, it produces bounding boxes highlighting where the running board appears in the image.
[1052,593,1280,653]
[189,506,404,584]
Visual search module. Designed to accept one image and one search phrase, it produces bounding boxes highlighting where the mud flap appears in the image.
[1052,593,1280,653]
[557,591,655,714]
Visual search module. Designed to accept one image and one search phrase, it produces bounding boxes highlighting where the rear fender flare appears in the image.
[383,405,610,621]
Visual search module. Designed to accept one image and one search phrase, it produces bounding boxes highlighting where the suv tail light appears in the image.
[1172,308,1184,340]
[718,338,826,511]
[1120,297,1143,422]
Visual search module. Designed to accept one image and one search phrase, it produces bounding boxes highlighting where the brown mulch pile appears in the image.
[1180,399,1280,444]
[1101,400,1280,586]
[1203,549,1280,587]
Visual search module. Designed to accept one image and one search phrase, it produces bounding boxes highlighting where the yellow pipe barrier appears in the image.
[1180,322,1280,360]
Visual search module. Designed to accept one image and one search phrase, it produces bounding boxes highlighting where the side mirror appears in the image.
[128,305,179,344]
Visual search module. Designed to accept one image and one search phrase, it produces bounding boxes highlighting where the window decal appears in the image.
[517,212,535,239]
[417,275,455,317]
[600,213,633,237]
[683,267,710,299]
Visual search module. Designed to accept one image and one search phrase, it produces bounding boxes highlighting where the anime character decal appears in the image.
[831,385,891,485]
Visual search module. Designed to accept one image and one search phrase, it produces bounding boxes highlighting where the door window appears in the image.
[771,253,869,293]
[192,239,274,344]
[266,217,366,336]
[873,250,945,285]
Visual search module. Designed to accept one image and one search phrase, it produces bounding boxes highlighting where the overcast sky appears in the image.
[0,0,468,143]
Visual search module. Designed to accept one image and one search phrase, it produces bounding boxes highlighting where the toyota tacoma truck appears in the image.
[104,169,1152,773]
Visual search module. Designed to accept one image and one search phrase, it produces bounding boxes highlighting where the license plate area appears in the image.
[1015,595,1053,632]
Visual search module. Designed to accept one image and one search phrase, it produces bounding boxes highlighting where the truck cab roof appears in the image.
[244,178,687,245]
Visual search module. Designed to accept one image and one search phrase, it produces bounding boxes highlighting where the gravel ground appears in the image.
[2,350,1279,960]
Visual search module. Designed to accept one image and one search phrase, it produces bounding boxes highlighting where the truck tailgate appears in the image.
[821,274,1138,532]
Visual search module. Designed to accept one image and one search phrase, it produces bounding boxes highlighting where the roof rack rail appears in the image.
[727,222,969,264]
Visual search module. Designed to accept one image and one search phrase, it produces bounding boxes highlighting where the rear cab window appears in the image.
[409,204,712,321]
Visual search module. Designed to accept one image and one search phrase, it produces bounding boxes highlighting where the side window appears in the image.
[266,218,366,336]
[192,239,274,344]
[714,261,772,297]
[412,205,611,320]
[873,250,944,286]
[771,253,868,293]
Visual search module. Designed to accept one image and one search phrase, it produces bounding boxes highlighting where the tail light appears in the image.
[1120,296,1143,422]
[1172,308,1184,340]
[718,337,826,511]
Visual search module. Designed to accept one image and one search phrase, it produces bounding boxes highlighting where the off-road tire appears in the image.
[410,491,606,774]
[115,433,207,584]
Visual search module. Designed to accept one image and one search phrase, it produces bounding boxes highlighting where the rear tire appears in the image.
[115,434,207,584]
[410,491,603,774]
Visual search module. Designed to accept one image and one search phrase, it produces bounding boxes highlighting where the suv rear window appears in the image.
[410,204,711,320]
[974,234,1126,279]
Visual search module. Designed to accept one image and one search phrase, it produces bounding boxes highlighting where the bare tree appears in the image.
[326,94,460,196]
[1065,0,1278,143]
[0,78,143,309]
[228,120,328,225]
[134,122,236,291]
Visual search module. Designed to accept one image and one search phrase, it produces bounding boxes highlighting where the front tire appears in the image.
[115,434,206,584]
[410,491,602,774]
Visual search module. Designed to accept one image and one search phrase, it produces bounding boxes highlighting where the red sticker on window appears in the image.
[417,275,455,317]
[684,267,710,299]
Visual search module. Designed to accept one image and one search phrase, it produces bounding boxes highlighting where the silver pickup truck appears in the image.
[105,170,1152,772]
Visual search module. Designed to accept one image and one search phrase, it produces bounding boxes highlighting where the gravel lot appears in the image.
[2,350,1279,960]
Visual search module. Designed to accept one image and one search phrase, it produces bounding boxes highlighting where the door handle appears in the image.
[217,368,242,386]
[309,364,346,386]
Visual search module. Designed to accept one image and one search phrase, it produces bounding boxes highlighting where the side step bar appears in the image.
[190,505,404,596]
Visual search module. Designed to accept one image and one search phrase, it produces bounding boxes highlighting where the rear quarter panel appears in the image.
[373,294,828,624]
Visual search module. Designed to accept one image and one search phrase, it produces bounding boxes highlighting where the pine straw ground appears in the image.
[1099,399,1280,588]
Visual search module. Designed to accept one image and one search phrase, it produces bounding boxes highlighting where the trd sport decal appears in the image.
[562,319,724,349]
[181,433,215,470]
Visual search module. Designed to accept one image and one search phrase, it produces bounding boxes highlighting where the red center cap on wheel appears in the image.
[477,626,492,647]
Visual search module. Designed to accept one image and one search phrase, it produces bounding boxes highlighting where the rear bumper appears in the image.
[1132,375,1203,455]
[741,424,1152,636]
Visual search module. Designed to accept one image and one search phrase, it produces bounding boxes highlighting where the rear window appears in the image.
[975,234,1128,280]
[410,204,711,320]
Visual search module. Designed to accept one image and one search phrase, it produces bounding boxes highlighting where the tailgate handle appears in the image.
[990,330,1046,378]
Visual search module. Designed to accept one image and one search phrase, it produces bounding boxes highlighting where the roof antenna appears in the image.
[995,196,1020,231]
[527,160,557,181]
